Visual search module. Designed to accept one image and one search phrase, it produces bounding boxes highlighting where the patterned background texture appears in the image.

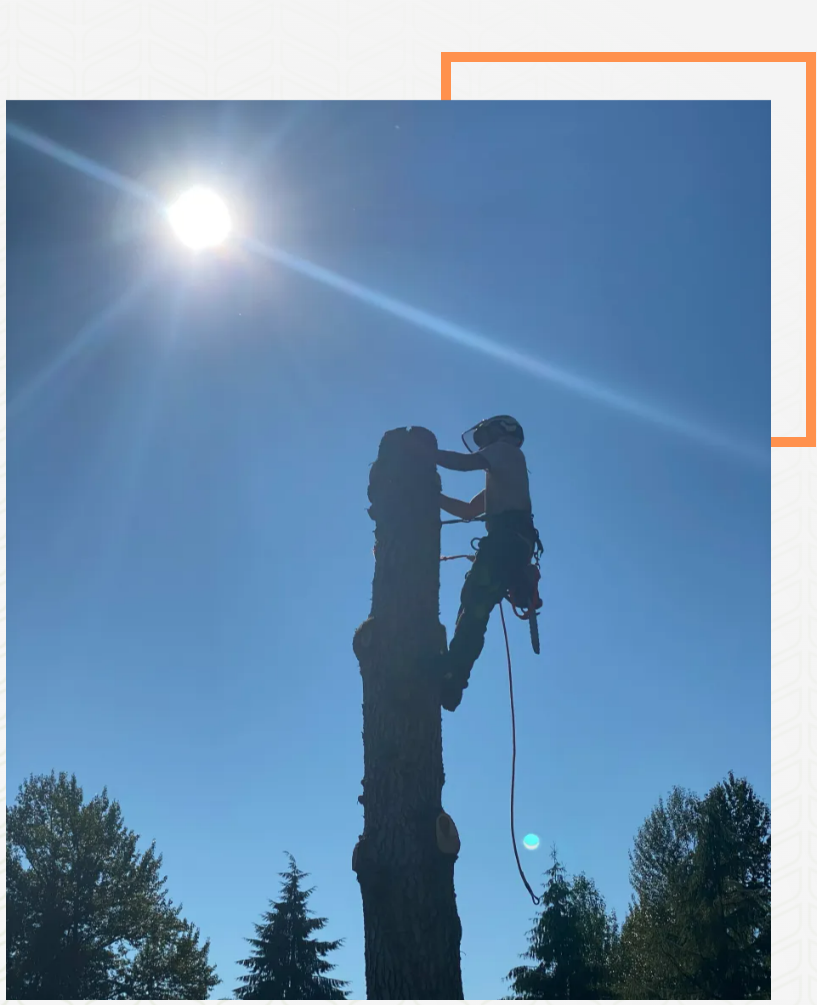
[1,0,810,1001]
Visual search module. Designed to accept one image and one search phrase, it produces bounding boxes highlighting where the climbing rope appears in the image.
[499,601,542,907]
[439,552,541,907]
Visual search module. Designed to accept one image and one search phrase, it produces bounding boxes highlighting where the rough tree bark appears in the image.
[352,426,464,1000]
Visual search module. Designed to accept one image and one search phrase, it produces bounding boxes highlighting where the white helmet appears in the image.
[462,415,524,452]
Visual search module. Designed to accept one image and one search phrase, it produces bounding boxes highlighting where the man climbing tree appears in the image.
[234,853,348,1000]
[430,415,543,711]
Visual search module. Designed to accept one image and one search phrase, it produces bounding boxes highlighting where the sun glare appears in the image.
[168,187,231,250]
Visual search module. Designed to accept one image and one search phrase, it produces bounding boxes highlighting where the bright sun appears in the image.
[168,186,232,250]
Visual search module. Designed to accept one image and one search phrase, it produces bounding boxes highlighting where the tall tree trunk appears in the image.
[352,426,464,1000]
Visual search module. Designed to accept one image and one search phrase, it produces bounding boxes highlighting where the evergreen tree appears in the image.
[506,850,619,999]
[7,771,219,999]
[235,853,349,999]
[618,773,771,999]
[692,773,771,998]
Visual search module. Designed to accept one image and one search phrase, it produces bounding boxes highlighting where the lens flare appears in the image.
[4,119,769,471]
[523,833,540,851]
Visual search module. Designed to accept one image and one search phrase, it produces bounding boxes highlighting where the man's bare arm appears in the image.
[440,490,486,521]
[436,449,488,472]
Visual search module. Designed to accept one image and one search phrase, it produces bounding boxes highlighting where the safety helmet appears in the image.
[462,415,524,452]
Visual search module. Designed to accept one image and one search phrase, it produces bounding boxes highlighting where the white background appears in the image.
[1,1,810,1002]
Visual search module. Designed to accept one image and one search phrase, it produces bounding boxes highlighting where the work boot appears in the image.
[441,672,465,712]
[440,663,469,712]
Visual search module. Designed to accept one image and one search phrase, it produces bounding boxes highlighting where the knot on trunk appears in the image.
[352,834,381,888]
[353,617,376,661]
[436,811,461,856]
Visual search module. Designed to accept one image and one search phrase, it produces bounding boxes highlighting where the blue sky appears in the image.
[8,99,770,999]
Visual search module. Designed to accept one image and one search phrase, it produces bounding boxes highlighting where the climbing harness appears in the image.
[444,516,544,656]
[439,547,543,907]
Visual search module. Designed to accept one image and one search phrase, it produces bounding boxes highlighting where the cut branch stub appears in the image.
[436,811,461,856]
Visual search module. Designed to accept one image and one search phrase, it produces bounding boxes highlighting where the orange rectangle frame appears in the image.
[441,51,815,449]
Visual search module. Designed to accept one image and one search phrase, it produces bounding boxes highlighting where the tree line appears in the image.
[506,772,770,999]
[7,769,769,998]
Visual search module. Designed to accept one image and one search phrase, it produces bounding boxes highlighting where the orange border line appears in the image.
[441,51,816,450]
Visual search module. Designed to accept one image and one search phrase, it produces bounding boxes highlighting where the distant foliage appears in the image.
[506,850,619,999]
[234,853,349,999]
[505,773,770,999]
[617,772,770,999]
[7,771,219,999]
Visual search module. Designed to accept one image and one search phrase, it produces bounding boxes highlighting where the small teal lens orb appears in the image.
[523,833,540,851]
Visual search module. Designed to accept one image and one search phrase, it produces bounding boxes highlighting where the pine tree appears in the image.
[692,773,771,998]
[234,853,349,999]
[506,850,619,999]
[619,773,771,999]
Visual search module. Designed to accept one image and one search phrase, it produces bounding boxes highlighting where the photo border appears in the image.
[441,50,816,449]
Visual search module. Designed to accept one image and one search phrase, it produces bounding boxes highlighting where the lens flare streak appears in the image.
[7,120,160,207]
[243,237,766,468]
[9,270,159,417]
[6,120,767,469]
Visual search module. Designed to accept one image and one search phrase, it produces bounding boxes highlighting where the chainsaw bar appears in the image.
[529,609,540,655]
